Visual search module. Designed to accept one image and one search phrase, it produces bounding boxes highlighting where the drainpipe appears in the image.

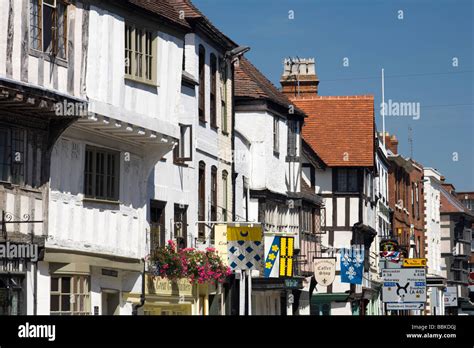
[231,62,236,222]
[132,260,146,315]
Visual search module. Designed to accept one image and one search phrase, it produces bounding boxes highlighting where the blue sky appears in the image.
[194,0,473,191]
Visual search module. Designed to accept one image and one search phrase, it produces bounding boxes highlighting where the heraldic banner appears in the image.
[340,245,365,285]
[227,226,263,271]
[263,236,294,278]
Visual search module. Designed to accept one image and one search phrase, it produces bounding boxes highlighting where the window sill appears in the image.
[173,160,189,167]
[210,124,218,131]
[125,76,157,88]
[199,119,207,127]
[222,130,230,136]
[29,48,68,68]
[83,197,121,205]
[273,150,280,158]
[0,181,42,193]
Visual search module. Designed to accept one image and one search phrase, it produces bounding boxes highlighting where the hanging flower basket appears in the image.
[148,240,231,285]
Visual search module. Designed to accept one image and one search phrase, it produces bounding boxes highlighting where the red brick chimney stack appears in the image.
[384,133,398,154]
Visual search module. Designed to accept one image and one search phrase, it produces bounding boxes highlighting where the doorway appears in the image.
[101,289,120,315]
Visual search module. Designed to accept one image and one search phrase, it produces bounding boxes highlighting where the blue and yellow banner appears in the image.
[264,236,294,278]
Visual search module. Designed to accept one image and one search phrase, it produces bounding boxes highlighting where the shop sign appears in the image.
[382,268,426,303]
[313,258,336,286]
[214,224,228,266]
[284,278,299,289]
[147,276,193,297]
[402,258,427,268]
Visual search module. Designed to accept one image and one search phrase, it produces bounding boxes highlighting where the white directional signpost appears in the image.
[444,286,458,307]
[382,268,426,310]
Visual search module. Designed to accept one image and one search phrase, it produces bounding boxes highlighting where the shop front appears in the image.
[0,260,27,315]
[140,275,193,315]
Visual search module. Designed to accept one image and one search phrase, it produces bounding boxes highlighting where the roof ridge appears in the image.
[291,95,374,100]
[236,58,307,117]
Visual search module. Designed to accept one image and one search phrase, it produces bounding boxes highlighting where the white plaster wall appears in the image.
[349,197,359,226]
[36,261,51,315]
[25,263,34,315]
[0,0,85,97]
[235,111,290,195]
[316,168,332,194]
[424,169,442,276]
[48,136,147,260]
[86,4,182,132]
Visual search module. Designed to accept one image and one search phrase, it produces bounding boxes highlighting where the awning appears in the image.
[312,292,349,303]
[44,248,143,272]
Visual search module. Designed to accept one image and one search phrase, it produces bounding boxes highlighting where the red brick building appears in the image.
[385,134,425,258]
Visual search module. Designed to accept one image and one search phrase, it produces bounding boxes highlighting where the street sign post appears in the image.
[382,268,426,305]
[402,258,427,268]
[386,302,425,310]
[444,286,458,307]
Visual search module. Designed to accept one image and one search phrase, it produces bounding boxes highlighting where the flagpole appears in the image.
[239,270,245,315]
[247,270,252,315]
[382,68,386,147]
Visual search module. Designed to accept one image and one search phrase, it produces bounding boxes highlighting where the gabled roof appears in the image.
[167,0,237,50]
[440,185,474,216]
[291,95,375,167]
[127,0,191,30]
[235,58,307,118]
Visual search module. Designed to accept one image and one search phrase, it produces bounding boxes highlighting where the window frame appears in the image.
[198,45,206,123]
[335,168,359,193]
[50,275,90,315]
[174,204,188,249]
[29,0,68,60]
[124,22,157,85]
[287,119,298,158]
[150,200,166,253]
[219,58,228,134]
[84,145,120,202]
[222,170,229,222]
[173,124,193,164]
[198,161,206,240]
[0,125,45,188]
[273,116,279,155]
[210,166,217,222]
[210,53,217,129]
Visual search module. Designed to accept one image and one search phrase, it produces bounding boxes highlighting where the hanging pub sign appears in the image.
[227,225,263,271]
[380,239,398,252]
[263,236,295,278]
[340,245,364,285]
[313,257,336,286]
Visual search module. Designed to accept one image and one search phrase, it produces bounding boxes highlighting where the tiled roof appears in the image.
[235,58,307,117]
[127,0,191,30]
[167,0,237,49]
[291,95,375,167]
[440,186,474,216]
